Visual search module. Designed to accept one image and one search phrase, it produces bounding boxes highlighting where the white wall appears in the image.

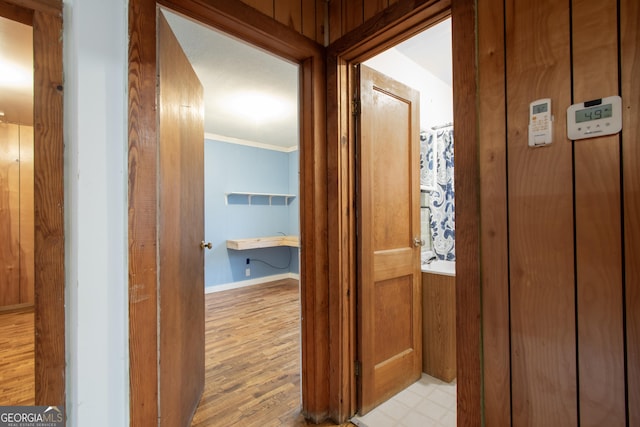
[63,0,129,425]
[364,48,453,131]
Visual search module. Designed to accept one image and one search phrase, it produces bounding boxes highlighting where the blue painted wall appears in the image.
[204,138,299,288]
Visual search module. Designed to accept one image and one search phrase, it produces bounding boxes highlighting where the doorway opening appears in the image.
[349,15,458,425]
[0,13,35,406]
[163,8,304,424]
[0,3,64,409]
[128,1,327,424]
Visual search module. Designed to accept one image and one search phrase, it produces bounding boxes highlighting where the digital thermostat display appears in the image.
[567,95,622,140]
[533,103,548,114]
[575,103,613,123]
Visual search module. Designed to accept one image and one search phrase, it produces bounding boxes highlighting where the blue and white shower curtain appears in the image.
[420,127,455,261]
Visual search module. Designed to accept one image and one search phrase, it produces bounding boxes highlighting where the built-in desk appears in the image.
[226,235,299,250]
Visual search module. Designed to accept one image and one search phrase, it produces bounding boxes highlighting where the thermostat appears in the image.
[567,95,622,140]
[528,98,553,147]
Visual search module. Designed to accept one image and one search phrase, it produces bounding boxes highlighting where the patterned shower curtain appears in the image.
[420,127,455,261]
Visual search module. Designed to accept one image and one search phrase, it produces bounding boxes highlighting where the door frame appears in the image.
[0,0,65,408]
[326,0,481,423]
[128,0,328,424]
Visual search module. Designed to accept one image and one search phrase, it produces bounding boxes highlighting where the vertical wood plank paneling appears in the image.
[343,0,363,35]
[128,0,159,424]
[166,0,323,46]
[363,0,386,22]
[328,0,342,44]
[19,125,34,304]
[0,123,21,306]
[240,0,274,17]
[621,0,640,424]
[571,0,625,425]
[301,0,317,43]
[477,0,510,424]
[275,0,302,33]
[239,0,322,43]
[506,0,577,424]
[451,0,481,424]
[32,8,64,407]
[315,0,325,45]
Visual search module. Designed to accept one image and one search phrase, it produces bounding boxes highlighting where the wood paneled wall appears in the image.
[145,0,639,424]
[238,0,411,46]
[0,124,34,308]
[239,0,325,44]
[621,1,640,425]
[480,0,639,425]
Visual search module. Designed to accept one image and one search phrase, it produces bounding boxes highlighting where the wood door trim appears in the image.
[326,0,481,423]
[33,10,65,405]
[0,0,59,16]
[477,0,510,424]
[158,0,322,62]
[1,0,65,408]
[0,0,33,25]
[450,1,481,424]
[128,0,328,424]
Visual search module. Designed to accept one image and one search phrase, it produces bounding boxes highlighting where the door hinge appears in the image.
[352,99,360,116]
[354,360,361,377]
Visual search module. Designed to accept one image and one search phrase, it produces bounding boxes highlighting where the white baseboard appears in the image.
[205,272,300,294]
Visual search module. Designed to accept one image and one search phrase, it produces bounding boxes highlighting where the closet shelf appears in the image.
[226,235,300,250]
[225,192,296,205]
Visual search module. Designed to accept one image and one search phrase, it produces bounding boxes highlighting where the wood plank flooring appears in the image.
[192,279,354,426]
[0,282,354,425]
[0,307,35,405]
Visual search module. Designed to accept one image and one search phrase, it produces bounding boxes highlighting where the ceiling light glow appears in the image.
[0,58,32,89]
[227,91,292,124]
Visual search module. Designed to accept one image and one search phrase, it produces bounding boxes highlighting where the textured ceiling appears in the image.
[163,9,300,150]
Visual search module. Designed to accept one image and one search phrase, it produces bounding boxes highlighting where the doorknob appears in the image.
[413,237,425,247]
[200,241,212,250]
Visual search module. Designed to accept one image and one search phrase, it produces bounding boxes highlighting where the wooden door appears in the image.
[158,11,205,426]
[357,65,422,414]
[0,123,34,308]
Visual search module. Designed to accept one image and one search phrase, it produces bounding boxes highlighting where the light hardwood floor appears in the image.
[0,307,35,406]
[192,278,353,426]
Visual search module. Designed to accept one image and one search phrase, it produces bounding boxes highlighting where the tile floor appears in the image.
[351,374,456,427]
